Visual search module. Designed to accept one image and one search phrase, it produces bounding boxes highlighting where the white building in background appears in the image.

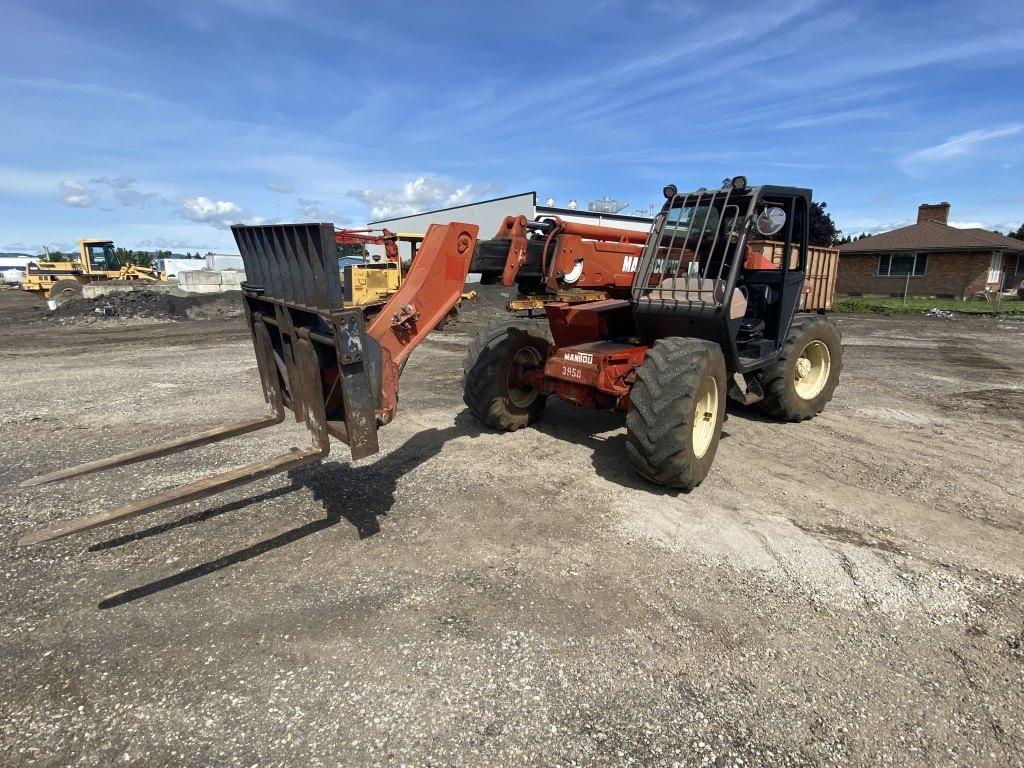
[366,191,654,262]
[0,255,33,285]
[0,255,33,269]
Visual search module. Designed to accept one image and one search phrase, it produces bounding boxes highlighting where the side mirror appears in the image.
[755,206,787,237]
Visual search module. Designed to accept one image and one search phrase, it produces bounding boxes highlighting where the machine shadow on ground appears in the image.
[94,410,490,609]
[93,398,779,608]
[531,397,774,494]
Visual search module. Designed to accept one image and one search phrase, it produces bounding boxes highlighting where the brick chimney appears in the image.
[917,202,950,225]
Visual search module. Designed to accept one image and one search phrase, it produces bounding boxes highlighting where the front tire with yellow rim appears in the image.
[759,315,842,421]
[626,337,727,491]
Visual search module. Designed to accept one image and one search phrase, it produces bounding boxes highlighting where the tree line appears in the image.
[40,248,212,269]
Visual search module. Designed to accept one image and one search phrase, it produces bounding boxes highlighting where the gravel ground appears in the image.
[1,287,1023,767]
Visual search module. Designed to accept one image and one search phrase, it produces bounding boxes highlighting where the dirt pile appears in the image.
[449,282,517,328]
[46,290,245,324]
[21,282,527,329]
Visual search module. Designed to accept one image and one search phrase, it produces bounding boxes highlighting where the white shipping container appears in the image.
[158,257,206,277]
[206,253,244,271]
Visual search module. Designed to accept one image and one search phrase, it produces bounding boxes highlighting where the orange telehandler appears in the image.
[19,178,841,547]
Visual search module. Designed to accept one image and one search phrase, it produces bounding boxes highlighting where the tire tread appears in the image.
[463,320,552,431]
[759,315,842,421]
[626,337,726,490]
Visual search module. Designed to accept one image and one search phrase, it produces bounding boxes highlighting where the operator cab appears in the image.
[631,178,810,374]
[81,241,121,271]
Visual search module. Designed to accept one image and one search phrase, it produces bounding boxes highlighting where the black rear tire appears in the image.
[463,321,552,430]
[48,279,83,301]
[626,337,727,490]
[758,314,842,421]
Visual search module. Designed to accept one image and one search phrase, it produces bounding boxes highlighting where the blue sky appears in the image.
[1,0,1022,254]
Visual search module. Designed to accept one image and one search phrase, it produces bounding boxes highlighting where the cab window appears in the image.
[87,245,120,270]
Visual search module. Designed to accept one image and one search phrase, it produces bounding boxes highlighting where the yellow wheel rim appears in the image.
[794,340,831,400]
[692,375,719,459]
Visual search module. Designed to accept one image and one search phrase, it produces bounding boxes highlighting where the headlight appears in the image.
[731,175,748,190]
[662,184,677,199]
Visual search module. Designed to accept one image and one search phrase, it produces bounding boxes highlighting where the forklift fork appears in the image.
[17,321,331,546]
[18,221,480,549]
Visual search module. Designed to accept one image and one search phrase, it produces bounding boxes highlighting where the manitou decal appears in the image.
[562,351,594,365]
[621,255,640,272]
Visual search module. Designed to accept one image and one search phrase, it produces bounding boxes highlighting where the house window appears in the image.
[1016,254,1024,275]
[877,253,927,276]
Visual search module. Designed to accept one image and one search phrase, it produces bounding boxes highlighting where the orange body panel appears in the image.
[365,222,479,421]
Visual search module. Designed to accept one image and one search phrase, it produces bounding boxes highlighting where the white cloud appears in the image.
[178,196,262,229]
[853,218,914,235]
[843,216,1019,236]
[776,106,892,130]
[115,188,165,207]
[295,197,342,222]
[91,176,166,208]
[949,219,1021,233]
[139,237,211,250]
[266,182,294,193]
[900,124,1024,173]
[348,176,498,220]
[90,175,136,189]
[56,179,96,208]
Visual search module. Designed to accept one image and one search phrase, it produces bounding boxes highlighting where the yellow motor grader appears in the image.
[20,238,165,300]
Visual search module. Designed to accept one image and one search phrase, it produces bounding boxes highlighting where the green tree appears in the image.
[809,201,841,247]
[337,243,368,260]
[1007,223,1024,241]
[115,247,154,269]
[45,250,71,262]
